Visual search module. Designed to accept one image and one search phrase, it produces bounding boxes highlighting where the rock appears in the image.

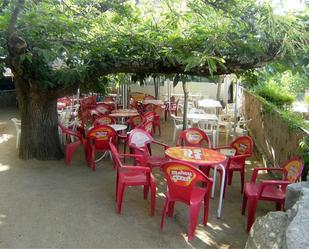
[245,182,309,249]
[285,183,309,249]
[285,181,309,210]
[245,211,288,249]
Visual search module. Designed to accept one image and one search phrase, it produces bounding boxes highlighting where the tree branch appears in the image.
[7,0,25,38]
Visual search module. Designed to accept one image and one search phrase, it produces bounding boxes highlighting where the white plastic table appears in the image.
[108,124,127,132]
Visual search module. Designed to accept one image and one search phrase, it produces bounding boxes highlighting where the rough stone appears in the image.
[245,211,288,249]
[285,183,309,249]
[245,182,309,249]
[285,181,309,210]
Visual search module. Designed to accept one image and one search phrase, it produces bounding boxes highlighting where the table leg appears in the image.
[211,166,217,198]
[216,163,225,218]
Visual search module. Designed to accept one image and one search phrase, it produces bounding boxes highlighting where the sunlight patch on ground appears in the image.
[0,213,7,225]
[194,230,217,247]
[156,192,166,198]
[0,164,10,172]
[0,134,13,144]
[207,222,224,231]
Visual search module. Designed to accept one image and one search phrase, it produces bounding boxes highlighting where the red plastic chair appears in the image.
[176,128,212,148]
[140,121,153,135]
[58,123,85,165]
[109,142,156,215]
[128,128,169,170]
[242,157,304,232]
[85,125,118,171]
[153,105,163,136]
[213,136,253,195]
[126,115,143,130]
[160,161,213,241]
[143,111,155,123]
[93,115,116,126]
[143,103,154,113]
[165,99,179,120]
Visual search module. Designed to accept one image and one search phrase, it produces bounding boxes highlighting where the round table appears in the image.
[109,110,139,123]
[165,146,227,218]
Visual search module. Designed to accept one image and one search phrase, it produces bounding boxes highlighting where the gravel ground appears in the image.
[0,107,273,248]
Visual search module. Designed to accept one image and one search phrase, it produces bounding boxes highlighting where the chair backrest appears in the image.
[282,157,304,183]
[95,103,111,115]
[188,108,205,114]
[128,128,153,156]
[87,125,117,150]
[161,161,213,204]
[153,105,163,116]
[230,136,253,155]
[143,111,155,123]
[93,115,116,126]
[143,103,154,112]
[127,115,143,129]
[198,120,219,132]
[140,121,153,135]
[176,128,211,148]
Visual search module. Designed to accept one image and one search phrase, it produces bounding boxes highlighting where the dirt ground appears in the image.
[0,107,274,248]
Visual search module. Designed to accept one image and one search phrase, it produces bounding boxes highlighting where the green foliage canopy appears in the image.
[0,0,308,95]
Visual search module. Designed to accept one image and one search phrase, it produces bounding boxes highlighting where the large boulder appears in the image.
[245,182,309,249]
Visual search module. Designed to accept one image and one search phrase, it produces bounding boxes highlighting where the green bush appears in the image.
[254,83,295,108]
[305,95,309,106]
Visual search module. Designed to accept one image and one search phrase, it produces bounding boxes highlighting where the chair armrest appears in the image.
[120,165,150,173]
[119,153,146,164]
[251,167,284,182]
[152,140,169,150]
[213,146,232,151]
[59,125,82,139]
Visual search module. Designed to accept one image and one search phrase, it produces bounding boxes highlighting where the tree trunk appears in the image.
[182,79,188,131]
[16,84,63,160]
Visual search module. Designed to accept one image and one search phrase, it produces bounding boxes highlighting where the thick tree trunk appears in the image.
[16,84,63,160]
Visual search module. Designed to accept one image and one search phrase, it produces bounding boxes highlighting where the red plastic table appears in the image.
[165,146,227,218]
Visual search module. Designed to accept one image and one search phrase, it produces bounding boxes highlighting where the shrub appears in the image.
[305,95,309,106]
[254,83,295,108]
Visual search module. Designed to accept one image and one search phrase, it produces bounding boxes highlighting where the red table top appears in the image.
[165,146,226,165]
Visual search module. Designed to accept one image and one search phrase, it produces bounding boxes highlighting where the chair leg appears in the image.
[150,180,156,216]
[188,202,202,241]
[203,195,210,226]
[241,193,247,215]
[160,198,169,231]
[117,183,125,214]
[228,171,233,185]
[247,197,258,232]
[158,124,161,136]
[167,201,175,217]
[240,170,245,193]
[144,185,149,200]
[276,202,283,211]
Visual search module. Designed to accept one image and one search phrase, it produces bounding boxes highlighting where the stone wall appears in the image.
[245,182,309,249]
[243,91,307,167]
[0,90,17,108]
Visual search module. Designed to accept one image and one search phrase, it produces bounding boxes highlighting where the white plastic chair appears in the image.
[197,119,219,148]
[170,114,191,143]
[11,118,21,149]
